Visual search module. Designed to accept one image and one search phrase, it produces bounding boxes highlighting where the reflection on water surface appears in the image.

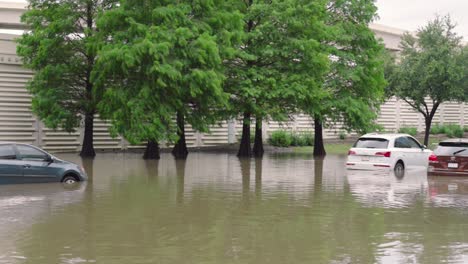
[0,153,468,263]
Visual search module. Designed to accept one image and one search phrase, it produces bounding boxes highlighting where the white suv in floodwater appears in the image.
[346,133,432,174]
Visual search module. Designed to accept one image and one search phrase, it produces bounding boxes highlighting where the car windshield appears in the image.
[353,138,389,149]
[435,142,468,157]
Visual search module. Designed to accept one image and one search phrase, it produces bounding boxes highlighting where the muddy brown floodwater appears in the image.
[1,152,468,263]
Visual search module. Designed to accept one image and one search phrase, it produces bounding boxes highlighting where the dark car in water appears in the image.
[0,142,87,184]
[428,139,468,176]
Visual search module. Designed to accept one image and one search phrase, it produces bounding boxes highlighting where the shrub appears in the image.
[430,124,444,134]
[398,126,417,136]
[446,124,464,138]
[293,132,314,146]
[268,131,314,147]
[431,124,465,137]
[268,131,293,147]
[339,131,346,140]
[302,133,314,146]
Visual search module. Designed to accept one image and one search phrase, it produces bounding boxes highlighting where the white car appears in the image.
[346,133,432,174]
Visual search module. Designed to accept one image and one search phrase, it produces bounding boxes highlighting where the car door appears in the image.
[394,137,416,168]
[15,144,60,183]
[406,136,427,168]
[0,144,24,184]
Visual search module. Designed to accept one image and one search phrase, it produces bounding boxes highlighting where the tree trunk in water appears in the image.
[143,140,160,160]
[238,112,252,157]
[172,111,189,159]
[254,158,262,198]
[253,117,264,157]
[313,157,324,197]
[424,116,434,147]
[313,117,326,157]
[80,112,96,157]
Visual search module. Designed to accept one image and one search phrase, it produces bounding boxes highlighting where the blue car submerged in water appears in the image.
[0,142,87,184]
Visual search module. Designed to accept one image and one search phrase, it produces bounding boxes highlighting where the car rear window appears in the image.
[434,142,468,157]
[353,138,389,149]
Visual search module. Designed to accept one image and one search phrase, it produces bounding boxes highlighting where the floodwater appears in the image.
[1,153,468,264]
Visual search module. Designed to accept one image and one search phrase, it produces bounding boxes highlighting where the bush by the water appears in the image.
[398,126,417,136]
[268,131,314,147]
[430,124,464,138]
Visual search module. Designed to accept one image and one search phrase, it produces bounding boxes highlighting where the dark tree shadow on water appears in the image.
[313,157,324,197]
[255,158,262,199]
[239,158,251,208]
[175,159,186,204]
[144,159,159,183]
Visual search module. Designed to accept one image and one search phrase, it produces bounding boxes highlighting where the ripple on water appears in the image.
[0,153,468,263]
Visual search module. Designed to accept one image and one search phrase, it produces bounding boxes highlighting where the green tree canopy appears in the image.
[94,0,243,158]
[226,0,330,157]
[17,0,117,157]
[304,0,386,156]
[391,16,466,146]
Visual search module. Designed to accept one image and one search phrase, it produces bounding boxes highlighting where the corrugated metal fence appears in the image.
[1,64,466,153]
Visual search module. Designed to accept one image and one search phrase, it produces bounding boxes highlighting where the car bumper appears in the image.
[346,162,392,171]
[428,170,468,177]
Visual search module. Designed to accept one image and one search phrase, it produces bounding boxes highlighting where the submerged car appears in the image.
[428,139,468,176]
[0,142,87,184]
[346,133,432,175]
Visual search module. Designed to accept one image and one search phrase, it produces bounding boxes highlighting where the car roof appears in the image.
[0,142,33,146]
[440,138,468,143]
[359,133,413,140]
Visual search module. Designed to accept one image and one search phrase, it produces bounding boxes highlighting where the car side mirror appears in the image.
[44,155,54,163]
[421,145,427,150]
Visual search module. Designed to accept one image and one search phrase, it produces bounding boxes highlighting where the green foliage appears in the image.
[389,16,466,145]
[430,124,465,138]
[456,127,467,138]
[17,0,117,132]
[269,131,293,147]
[225,0,330,127]
[430,124,445,135]
[94,0,243,144]
[398,127,418,136]
[268,131,314,147]
[339,131,347,140]
[303,0,386,138]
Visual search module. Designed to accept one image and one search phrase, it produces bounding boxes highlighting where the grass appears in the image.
[294,143,353,155]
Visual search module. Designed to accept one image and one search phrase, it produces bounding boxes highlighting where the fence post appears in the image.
[462,103,466,127]
[228,119,236,144]
[395,98,401,132]
[439,104,445,125]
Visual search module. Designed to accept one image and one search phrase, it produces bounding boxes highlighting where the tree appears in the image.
[95,0,242,159]
[391,16,466,146]
[226,0,330,157]
[94,0,243,159]
[304,0,386,156]
[17,0,117,157]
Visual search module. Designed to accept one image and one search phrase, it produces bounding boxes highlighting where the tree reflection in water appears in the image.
[5,153,468,263]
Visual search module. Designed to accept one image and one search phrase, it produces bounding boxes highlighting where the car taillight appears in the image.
[348,150,356,156]
[375,151,391,158]
[429,154,438,162]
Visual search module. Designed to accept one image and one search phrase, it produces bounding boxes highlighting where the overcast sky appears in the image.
[375,0,468,39]
[2,0,468,39]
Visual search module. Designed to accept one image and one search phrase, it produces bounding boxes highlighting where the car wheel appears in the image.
[62,175,78,184]
[394,162,405,178]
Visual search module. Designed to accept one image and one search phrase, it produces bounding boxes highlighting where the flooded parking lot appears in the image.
[1,152,468,263]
